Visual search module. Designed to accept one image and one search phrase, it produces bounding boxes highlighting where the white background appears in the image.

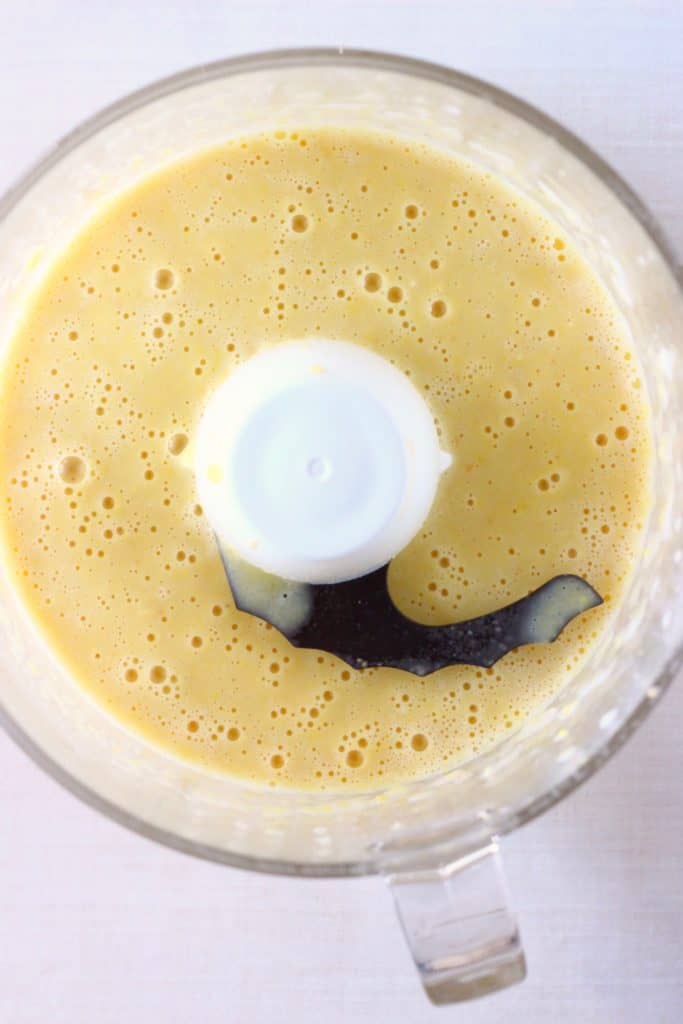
[1,2,682,1021]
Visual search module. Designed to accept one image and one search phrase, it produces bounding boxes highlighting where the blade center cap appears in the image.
[195,339,451,584]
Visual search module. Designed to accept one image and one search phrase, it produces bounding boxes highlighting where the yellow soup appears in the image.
[0,128,652,789]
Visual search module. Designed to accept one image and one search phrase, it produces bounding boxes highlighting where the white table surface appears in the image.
[1,2,682,1021]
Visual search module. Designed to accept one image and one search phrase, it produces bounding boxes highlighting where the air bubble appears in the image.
[291,214,308,233]
[154,268,175,290]
[58,456,87,483]
[169,433,188,455]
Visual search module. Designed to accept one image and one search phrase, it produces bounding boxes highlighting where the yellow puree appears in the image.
[0,129,651,789]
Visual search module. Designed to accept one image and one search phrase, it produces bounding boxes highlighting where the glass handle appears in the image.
[381,836,526,1004]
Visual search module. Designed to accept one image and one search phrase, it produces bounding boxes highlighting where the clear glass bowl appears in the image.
[0,49,681,1003]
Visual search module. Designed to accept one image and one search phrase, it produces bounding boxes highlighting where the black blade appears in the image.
[219,544,602,677]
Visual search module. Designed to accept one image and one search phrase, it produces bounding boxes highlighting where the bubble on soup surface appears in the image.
[58,455,86,483]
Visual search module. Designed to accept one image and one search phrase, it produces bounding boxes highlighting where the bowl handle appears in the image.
[380,833,525,1003]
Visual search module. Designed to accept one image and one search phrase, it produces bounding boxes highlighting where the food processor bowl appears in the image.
[0,49,681,1003]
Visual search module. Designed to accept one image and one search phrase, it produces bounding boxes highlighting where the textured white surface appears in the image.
[1,2,682,1022]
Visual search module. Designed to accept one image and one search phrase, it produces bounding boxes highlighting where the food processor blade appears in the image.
[218,543,602,677]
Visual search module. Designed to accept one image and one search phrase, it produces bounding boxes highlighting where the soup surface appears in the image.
[0,128,651,789]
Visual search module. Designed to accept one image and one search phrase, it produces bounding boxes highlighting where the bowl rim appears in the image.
[0,46,680,878]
